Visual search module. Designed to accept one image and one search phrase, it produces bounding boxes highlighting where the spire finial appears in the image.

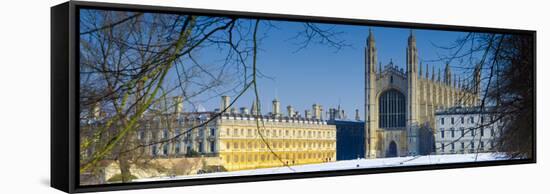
[367,28,374,42]
[425,63,429,79]
[445,63,451,85]
[419,61,423,78]
[431,65,435,80]
[408,29,416,42]
[438,68,441,82]
[379,61,382,76]
[453,74,457,87]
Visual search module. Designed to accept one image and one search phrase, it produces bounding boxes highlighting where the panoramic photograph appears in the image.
[78,8,534,185]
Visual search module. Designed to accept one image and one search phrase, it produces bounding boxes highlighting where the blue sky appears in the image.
[79,10,475,118]
[192,20,469,118]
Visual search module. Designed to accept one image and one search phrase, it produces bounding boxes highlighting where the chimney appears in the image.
[312,104,321,119]
[319,105,324,120]
[329,108,335,120]
[287,105,295,117]
[240,107,249,115]
[305,110,312,119]
[220,96,231,112]
[355,109,360,121]
[272,98,280,117]
[173,96,183,114]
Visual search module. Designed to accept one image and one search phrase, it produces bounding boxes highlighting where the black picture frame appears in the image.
[51,1,536,193]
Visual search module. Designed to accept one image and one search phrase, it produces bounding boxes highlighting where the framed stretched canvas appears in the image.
[51,1,536,193]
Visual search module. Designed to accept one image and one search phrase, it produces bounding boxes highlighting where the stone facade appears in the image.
[434,106,503,154]
[217,109,337,171]
[364,30,481,158]
[82,94,337,183]
[118,96,336,173]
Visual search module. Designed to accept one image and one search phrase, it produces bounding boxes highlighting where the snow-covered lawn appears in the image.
[134,153,508,182]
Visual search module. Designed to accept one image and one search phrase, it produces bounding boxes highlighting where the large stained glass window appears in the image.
[379,89,406,128]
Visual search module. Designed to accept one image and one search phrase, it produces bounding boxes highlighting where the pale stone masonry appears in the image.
[434,106,503,154]
[122,96,336,172]
[364,29,480,158]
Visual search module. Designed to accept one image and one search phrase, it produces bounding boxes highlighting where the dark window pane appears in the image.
[379,89,405,128]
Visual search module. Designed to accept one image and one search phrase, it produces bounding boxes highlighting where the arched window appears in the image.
[379,89,406,128]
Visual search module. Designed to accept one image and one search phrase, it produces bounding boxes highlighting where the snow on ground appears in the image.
[134,153,509,182]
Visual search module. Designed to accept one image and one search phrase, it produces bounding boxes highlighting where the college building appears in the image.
[364,29,481,158]
[434,106,504,154]
[115,96,336,172]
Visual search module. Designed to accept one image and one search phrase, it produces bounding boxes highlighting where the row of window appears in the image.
[137,127,338,142]
[137,128,216,141]
[224,141,335,150]
[440,115,501,125]
[440,116,473,125]
[439,127,501,139]
[439,140,495,152]
[224,152,335,164]
[150,141,216,156]
[223,128,334,139]
[139,117,209,131]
